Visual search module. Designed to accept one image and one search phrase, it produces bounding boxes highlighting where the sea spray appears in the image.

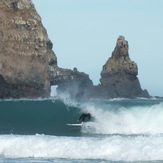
[81,101,163,135]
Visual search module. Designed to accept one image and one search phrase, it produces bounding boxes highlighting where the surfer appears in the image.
[77,113,91,123]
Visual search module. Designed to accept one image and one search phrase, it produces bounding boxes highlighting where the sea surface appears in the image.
[0,96,163,163]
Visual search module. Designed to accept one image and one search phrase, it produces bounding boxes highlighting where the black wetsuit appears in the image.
[79,113,91,122]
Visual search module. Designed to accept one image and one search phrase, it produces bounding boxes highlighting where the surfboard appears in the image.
[67,123,83,126]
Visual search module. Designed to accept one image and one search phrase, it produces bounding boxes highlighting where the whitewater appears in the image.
[0,97,163,163]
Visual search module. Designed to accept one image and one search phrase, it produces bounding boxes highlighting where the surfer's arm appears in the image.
[78,114,84,121]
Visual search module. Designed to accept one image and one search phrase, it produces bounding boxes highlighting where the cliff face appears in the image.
[0,0,58,98]
[0,0,93,98]
[0,1,149,99]
[99,36,149,98]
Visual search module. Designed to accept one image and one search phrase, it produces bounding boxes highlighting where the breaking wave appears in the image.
[0,97,163,162]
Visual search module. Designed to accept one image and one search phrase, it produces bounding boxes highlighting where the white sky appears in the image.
[33,0,163,97]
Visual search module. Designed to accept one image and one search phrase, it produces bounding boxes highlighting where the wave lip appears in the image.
[81,102,163,136]
[0,98,163,136]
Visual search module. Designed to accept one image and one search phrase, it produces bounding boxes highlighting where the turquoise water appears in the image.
[0,97,163,163]
[0,98,80,136]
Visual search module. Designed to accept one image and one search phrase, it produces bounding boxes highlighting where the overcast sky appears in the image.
[33,0,163,97]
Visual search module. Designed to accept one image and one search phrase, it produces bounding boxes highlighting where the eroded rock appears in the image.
[99,36,149,98]
[0,0,57,98]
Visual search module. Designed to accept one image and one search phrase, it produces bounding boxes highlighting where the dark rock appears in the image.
[51,68,93,98]
[101,36,138,77]
[46,40,53,50]
[99,36,150,98]
[49,36,150,99]
[0,0,57,98]
[12,1,19,11]
[0,1,150,99]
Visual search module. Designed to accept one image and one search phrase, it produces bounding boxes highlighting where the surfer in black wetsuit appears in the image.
[77,113,91,123]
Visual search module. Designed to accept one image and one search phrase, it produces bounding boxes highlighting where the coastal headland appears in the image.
[0,0,150,99]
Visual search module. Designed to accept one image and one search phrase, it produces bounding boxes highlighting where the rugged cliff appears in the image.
[98,36,149,98]
[0,0,58,98]
[0,0,92,98]
[0,0,149,99]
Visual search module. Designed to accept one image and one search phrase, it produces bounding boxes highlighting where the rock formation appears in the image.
[54,68,93,98]
[98,36,149,98]
[0,0,150,99]
[0,0,93,98]
[53,36,149,99]
[0,0,58,98]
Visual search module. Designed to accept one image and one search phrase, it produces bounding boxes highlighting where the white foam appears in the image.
[81,102,163,135]
[0,134,163,161]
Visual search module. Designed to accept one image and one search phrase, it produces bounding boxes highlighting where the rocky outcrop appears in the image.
[0,0,93,99]
[101,36,137,77]
[98,36,149,98]
[0,0,58,98]
[0,0,150,99]
[51,36,149,99]
[53,68,93,98]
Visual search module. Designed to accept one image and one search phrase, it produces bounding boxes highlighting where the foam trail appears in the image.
[82,102,163,135]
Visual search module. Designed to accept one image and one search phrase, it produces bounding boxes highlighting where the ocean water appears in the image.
[0,96,163,163]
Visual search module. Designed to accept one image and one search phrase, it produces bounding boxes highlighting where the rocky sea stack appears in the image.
[0,0,149,99]
[97,36,149,98]
[56,36,150,99]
